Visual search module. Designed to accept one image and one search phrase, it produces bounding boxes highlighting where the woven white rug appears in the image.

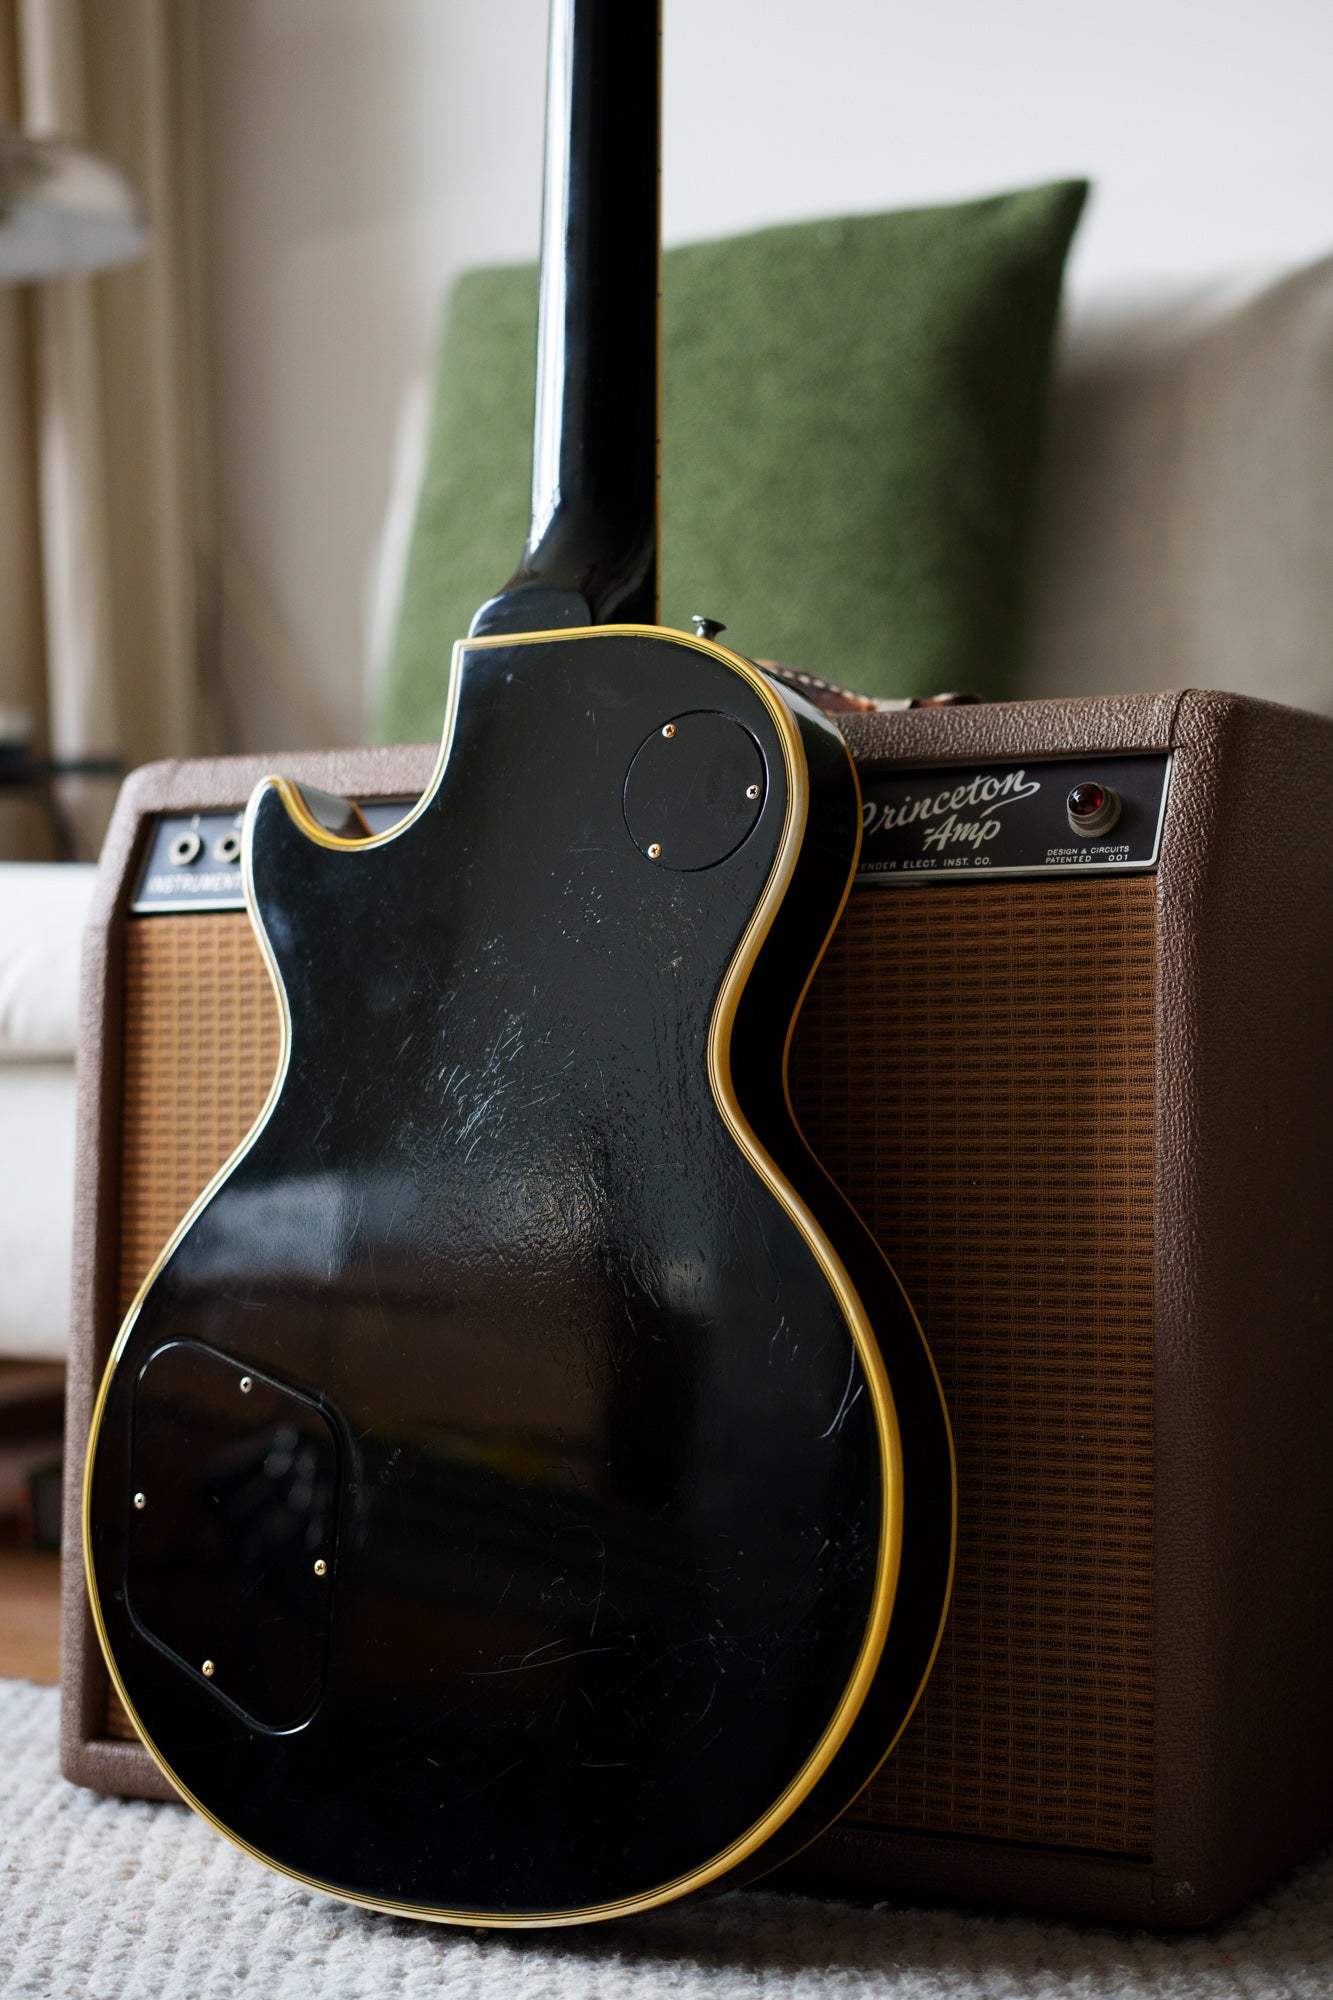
[3,1679,1331,2000]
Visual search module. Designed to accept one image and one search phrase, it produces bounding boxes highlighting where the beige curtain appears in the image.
[0,0,215,859]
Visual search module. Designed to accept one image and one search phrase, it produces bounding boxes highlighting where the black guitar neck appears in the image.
[470,0,661,638]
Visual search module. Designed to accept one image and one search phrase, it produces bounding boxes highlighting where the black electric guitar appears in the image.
[85,0,953,1926]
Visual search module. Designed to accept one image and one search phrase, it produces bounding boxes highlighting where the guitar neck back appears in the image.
[470,0,661,637]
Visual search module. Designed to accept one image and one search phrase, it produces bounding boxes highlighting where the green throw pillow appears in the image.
[376,181,1087,744]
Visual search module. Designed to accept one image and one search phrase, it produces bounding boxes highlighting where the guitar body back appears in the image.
[85,628,953,1922]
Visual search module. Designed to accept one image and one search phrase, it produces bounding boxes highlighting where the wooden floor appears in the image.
[0,1525,61,1683]
[0,1362,65,1684]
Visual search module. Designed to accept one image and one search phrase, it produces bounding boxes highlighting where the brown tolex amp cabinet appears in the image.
[61,691,1333,1927]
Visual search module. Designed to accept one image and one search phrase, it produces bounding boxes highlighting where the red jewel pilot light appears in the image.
[1066,781,1122,837]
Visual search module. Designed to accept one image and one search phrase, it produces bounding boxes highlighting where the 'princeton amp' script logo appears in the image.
[863,768,1042,854]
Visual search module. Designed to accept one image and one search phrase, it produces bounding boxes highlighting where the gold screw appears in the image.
[313,1559,327,1577]
[661,722,676,739]
[202,1659,216,1678]
[647,842,662,860]
[133,1492,146,1510]
[239,1376,253,1394]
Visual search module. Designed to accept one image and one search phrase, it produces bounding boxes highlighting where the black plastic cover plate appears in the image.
[623,709,767,870]
[127,1341,338,1730]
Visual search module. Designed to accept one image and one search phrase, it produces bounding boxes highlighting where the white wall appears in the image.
[197,0,1333,750]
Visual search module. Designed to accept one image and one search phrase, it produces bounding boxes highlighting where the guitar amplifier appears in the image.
[60,689,1333,1927]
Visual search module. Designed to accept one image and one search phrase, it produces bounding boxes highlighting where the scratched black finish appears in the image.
[88,630,953,1918]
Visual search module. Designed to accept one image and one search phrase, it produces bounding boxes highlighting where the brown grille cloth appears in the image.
[790,875,1155,1856]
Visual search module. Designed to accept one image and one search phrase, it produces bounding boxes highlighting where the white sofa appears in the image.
[0,863,96,1361]
[4,257,1331,1364]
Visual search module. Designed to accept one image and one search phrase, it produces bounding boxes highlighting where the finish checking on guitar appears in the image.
[85,0,954,1925]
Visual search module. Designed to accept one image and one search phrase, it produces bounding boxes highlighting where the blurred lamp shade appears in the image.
[0,128,147,283]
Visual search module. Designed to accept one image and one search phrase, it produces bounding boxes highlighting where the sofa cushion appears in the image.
[0,863,97,1062]
[376,181,1088,739]
[0,1063,77,1360]
[1026,257,1333,715]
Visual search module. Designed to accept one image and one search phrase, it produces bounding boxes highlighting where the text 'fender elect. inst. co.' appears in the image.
[84,0,955,1926]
